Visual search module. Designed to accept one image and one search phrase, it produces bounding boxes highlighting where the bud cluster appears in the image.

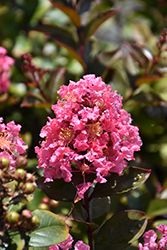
[38,197,59,211]
[0,157,37,235]
[6,209,40,232]
[22,53,49,85]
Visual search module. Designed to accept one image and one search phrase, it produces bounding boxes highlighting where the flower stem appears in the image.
[84,191,93,250]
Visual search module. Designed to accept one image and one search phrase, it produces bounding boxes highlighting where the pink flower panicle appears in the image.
[138,224,167,250]
[35,75,142,198]
[0,117,28,168]
[0,46,14,94]
[49,236,90,250]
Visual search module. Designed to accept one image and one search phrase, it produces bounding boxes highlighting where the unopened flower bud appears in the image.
[6,211,20,225]
[15,168,27,181]
[31,215,40,228]
[22,209,33,220]
[26,173,35,182]
[16,156,28,169]
[49,200,59,208]
[42,197,50,204]
[0,157,10,169]
[22,183,35,194]
[38,203,49,210]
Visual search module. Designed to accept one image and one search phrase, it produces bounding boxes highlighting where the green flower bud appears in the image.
[6,211,20,225]
[26,173,35,182]
[37,203,49,210]
[22,183,35,194]
[0,157,10,168]
[31,215,40,228]
[15,168,27,181]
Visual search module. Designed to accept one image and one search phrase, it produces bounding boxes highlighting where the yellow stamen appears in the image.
[59,127,74,143]
[0,132,13,153]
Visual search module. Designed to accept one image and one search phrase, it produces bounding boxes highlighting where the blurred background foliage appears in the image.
[1,0,167,248]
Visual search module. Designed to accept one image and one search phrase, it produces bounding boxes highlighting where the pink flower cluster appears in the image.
[35,75,142,198]
[49,235,90,250]
[0,117,28,168]
[0,46,14,94]
[138,224,167,250]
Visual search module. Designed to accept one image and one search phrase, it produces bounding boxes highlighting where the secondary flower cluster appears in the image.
[35,75,142,198]
[0,117,28,168]
[49,236,90,250]
[0,46,14,94]
[138,224,167,250]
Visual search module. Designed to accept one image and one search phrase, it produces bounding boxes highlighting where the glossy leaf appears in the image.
[82,9,120,43]
[89,197,111,226]
[28,209,69,247]
[91,167,151,199]
[72,200,88,223]
[94,210,147,250]
[36,177,76,202]
[51,1,81,27]
[146,199,167,218]
[33,25,86,70]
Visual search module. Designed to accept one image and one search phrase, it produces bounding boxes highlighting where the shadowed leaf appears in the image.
[36,177,76,202]
[94,210,147,250]
[91,167,151,199]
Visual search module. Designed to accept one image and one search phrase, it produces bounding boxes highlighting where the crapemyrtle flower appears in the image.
[0,117,28,168]
[0,46,14,94]
[138,224,167,250]
[35,75,142,198]
[49,236,90,250]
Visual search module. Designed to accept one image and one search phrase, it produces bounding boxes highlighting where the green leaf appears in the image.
[91,167,151,199]
[94,210,147,250]
[36,177,76,202]
[51,1,81,27]
[28,210,69,247]
[8,232,26,250]
[146,199,167,218]
[82,9,120,43]
[89,197,111,226]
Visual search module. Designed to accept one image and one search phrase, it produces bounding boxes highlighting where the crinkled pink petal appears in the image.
[156,224,167,235]
[74,240,90,250]
[76,182,92,199]
[0,117,27,168]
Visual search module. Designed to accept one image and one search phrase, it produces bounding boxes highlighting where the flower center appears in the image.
[88,122,102,137]
[0,132,13,153]
[59,127,74,143]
